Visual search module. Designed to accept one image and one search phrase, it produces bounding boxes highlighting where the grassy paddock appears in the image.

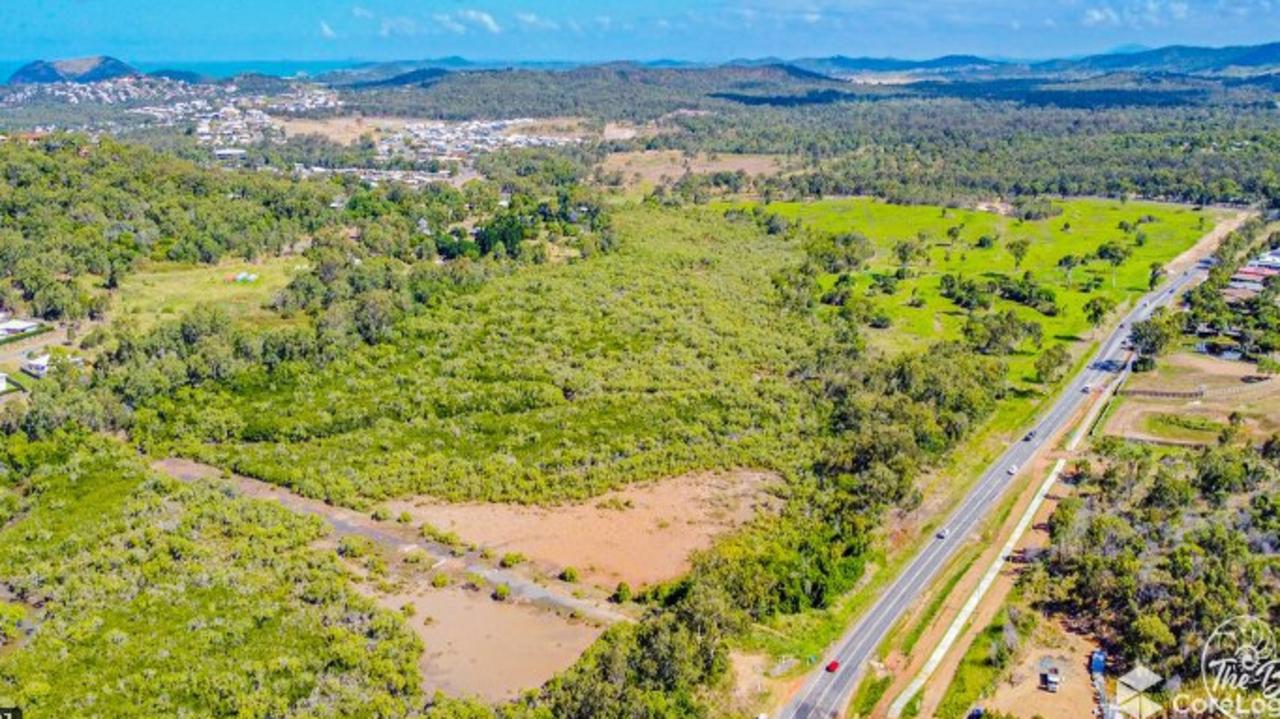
[116,256,305,330]
[750,197,1212,384]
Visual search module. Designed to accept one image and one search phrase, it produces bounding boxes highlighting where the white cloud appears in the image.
[1083,6,1122,25]
[433,13,466,33]
[319,20,337,39]
[1082,0,1200,28]
[516,12,559,30]
[351,5,373,19]
[380,15,419,36]
[458,9,502,33]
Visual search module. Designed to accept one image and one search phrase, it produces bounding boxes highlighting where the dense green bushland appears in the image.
[0,433,421,718]
[649,101,1280,205]
[1023,436,1280,680]
[327,64,1280,205]
[135,205,827,505]
[0,135,330,319]
[8,197,1014,718]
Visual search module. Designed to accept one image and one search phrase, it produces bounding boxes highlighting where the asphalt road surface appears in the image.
[779,260,1213,719]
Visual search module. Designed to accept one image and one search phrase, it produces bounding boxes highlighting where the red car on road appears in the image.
[825,660,840,673]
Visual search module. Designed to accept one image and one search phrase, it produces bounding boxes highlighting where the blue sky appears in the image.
[2,1,1279,63]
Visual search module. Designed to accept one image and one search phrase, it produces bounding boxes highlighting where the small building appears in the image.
[23,354,50,379]
[1228,279,1265,292]
[213,148,247,162]
[0,319,39,336]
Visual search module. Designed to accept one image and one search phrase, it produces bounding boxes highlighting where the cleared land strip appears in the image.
[152,457,630,624]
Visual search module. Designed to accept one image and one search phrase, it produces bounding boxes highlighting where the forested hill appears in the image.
[8,56,138,85]
[1031,41,1280,76]
[343,63,860,120]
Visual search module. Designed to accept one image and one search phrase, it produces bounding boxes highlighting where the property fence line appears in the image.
[1117,388,1205,399]
[1204,377,1276,399]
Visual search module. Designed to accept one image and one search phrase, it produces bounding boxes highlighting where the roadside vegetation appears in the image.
[1023,437,1280,680]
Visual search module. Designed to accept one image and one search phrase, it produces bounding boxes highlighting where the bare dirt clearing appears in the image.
[369,585,602,703]
[387,469,778,589]
[499,116,589,140]
[152,458,626,621]
[1107,353,1280,444]
[1125,351,1268,393]
[155,457,617,703]
[600,150,788,187]
[983,619,1100,719]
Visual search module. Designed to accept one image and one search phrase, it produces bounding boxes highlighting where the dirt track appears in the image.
[152,457,627,623]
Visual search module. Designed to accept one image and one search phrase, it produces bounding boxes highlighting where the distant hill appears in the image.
[9,56,138,84]
[354,67,451,89]
[147,69,209,84]
[814,54,1001,73]
[1033,42,1280,76]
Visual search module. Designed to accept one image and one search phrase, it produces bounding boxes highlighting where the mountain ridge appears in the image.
[9,40,1280,87]
[9,56,138,84]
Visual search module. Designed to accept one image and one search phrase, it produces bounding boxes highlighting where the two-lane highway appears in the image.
[779,260,1215,719]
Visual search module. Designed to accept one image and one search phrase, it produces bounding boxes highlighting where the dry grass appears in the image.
[600,150,788,187]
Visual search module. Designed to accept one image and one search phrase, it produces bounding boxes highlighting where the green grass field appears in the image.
[757,197,1213,383]
[116,257,305,330]
[1142,412,1224,442]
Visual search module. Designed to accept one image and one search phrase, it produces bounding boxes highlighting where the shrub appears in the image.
[611,582,632,603]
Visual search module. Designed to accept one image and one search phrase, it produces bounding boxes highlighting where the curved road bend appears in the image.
[780,260,1216,719]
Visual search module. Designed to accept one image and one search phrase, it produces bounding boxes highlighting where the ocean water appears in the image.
[132,60,364,79]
